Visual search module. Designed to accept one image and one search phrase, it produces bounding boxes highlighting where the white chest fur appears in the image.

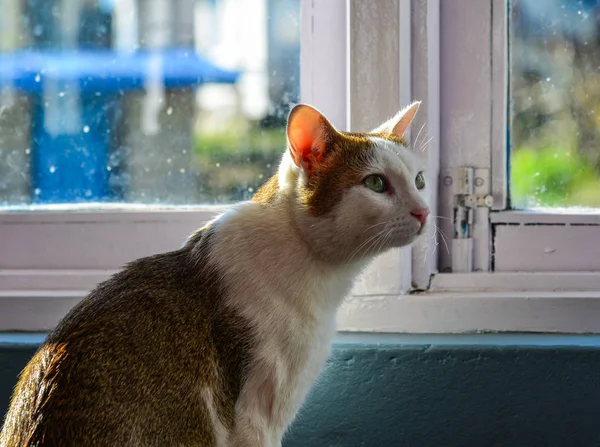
[205,202,360,446]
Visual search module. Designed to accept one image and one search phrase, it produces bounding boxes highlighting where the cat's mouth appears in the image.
[415,219,429,236]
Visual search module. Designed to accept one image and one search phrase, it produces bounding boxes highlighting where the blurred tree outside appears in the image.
[190,0,299,203]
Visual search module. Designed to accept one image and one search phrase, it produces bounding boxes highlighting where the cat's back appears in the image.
[0,229,252,446]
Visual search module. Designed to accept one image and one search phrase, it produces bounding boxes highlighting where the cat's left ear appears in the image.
[372,101,421,139]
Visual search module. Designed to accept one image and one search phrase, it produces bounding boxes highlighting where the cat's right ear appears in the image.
[286,104,337,175]
[372,101,421,140]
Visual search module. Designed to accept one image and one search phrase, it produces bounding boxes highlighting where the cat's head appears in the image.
[255,102,430,264]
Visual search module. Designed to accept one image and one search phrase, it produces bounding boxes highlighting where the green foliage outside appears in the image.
[512,146,600,208]
[194,127,286,159]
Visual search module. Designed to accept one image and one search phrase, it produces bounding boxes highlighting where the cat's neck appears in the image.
[201,194,365,318]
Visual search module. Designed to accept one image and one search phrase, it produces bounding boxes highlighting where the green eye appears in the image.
[415,172,426,190]
[364,175,387,193]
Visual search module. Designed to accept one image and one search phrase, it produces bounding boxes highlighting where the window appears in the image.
[3,0,600,335]
[1,0,299,207]
[511,0,600,209]
[422,0,600,335]
[0,0,302,329]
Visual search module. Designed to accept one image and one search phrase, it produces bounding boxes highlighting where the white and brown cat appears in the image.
[0,102,429,447]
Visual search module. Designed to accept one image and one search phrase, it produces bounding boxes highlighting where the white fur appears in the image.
[201,387,229,447]
[198,131,429,446]
[209,198,360,447]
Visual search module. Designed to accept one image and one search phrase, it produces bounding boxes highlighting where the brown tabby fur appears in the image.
[0,229,253,446]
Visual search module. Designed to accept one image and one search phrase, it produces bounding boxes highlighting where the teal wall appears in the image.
[2,334,600,446]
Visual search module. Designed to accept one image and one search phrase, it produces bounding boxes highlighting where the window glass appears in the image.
[0,0,299,208]
[510,0,600,209]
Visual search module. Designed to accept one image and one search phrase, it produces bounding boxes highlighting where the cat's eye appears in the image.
[415,172,426,190]
[363,175,387,193]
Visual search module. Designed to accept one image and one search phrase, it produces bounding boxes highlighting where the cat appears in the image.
[0,101,429,447]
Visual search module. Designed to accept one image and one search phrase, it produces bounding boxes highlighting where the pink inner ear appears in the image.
[289,126,315,168]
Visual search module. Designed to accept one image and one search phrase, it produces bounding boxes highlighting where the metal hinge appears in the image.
[441,167,492,273]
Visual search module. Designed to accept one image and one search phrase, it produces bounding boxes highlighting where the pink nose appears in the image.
[410,207,430,226]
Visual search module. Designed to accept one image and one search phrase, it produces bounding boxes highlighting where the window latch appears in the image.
[442,167,492,273]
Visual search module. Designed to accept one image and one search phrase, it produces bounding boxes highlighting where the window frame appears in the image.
[436,0,600,274]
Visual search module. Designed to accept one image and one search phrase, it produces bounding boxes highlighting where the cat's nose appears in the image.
[410,207,430,226]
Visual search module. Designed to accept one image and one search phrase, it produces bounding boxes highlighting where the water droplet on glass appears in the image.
[25,148,30,155]
[33,24,43,36]
[107,166,112,171]
[59,92,65,97]
[83,125,90,133]
[546,77,551,82]
[180,168,185,173]
[167,158,172,163]
[35,74,41,82]
[166,106,173,115]
[248,187,254,192]
[49,166,56,173]
[34,188,41,195]
[216,163,220,167]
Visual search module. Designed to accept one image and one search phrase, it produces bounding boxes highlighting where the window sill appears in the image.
[338,289,600,334]
[3,286,600,334]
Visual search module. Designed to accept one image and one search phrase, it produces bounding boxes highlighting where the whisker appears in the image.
[435,223,451,255]
[420,135,434,152]
[416,126,431,151]
[413,121,427,150]
[345,227,388,266]
[353,232,383,265]
[430,215,457,222]
[375,228,394,254]
[424,226,437,259]
[431,238,439,257]
[361,221,389,235]
[415,123,429,147]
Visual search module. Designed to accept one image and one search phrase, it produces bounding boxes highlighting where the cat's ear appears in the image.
[286,104,337,174]
[372,101,421,139]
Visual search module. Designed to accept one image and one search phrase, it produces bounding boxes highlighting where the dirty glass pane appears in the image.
[510,0,600,209]
[0,0,299,209]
